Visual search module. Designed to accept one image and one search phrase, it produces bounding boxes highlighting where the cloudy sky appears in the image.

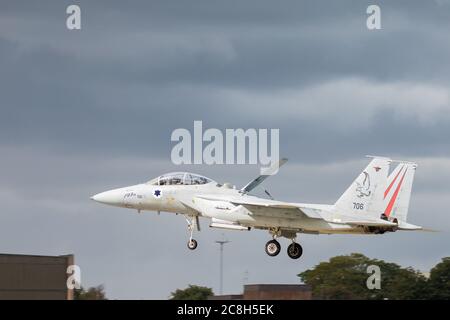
[1,0,450,299]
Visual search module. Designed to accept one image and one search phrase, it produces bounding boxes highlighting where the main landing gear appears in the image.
[265,228,303,259]
[265,239,281,256]
[264,239,303,259]
[287,242,303,259]
[186,215,200,250]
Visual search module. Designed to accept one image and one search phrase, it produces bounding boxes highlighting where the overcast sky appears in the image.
[1,0,450,299]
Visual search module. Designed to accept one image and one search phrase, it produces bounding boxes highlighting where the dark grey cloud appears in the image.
[1,1,450,298]
[1,0,450,161]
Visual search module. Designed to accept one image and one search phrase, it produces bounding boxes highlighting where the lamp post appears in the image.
[215,239,230,295]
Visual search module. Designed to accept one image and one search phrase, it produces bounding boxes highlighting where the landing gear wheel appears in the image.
[287,243,303,259]
[187,239,198,250]
[265,239,281,257]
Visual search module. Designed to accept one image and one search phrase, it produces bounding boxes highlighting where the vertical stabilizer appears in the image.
[384,162,417,222]
[334,157,391,217]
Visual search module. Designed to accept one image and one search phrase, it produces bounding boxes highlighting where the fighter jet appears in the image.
[91,156,421,259]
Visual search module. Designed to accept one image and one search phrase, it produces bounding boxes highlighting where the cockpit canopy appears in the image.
[146,172,216,186]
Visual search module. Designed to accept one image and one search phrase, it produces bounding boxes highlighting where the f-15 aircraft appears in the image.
[91,156,421,259]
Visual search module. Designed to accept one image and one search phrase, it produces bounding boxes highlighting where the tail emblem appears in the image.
[356,171,371,198]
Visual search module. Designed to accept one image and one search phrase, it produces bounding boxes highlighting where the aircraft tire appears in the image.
[187,239,198,250]
[265,239,281,257]
[287,243,303,259]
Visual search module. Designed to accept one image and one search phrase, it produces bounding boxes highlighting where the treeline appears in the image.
[298,253,450,300]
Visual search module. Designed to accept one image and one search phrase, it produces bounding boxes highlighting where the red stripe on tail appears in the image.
[384,168,408,217]
[384,165,404,199]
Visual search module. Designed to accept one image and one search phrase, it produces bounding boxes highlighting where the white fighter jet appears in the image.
[91,156,421,259]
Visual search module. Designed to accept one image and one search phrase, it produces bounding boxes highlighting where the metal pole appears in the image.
[220,243,223,294]
[215,239,229,295]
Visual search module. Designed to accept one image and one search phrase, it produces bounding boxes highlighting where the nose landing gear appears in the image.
[186,215,200,250]
[187,238,198,250]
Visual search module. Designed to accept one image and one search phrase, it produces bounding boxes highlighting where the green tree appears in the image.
[427,257,450,300]
[170,285,213,300]
[74,285,107,300]
[298,253,427,300]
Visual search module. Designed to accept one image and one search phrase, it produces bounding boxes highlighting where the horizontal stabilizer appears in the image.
[419,228,440,233]
[397,221,423,231]
[330,215,398,227]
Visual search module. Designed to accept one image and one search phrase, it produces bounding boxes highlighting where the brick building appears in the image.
[209,284,312,300]
[0,253,75,300]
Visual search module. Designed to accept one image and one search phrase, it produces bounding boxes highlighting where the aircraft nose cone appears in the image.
[91,190,122,206]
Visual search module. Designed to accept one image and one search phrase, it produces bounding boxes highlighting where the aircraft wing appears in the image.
[196,195,324,219]
[196,194,398,227]
[195,194,299,209]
